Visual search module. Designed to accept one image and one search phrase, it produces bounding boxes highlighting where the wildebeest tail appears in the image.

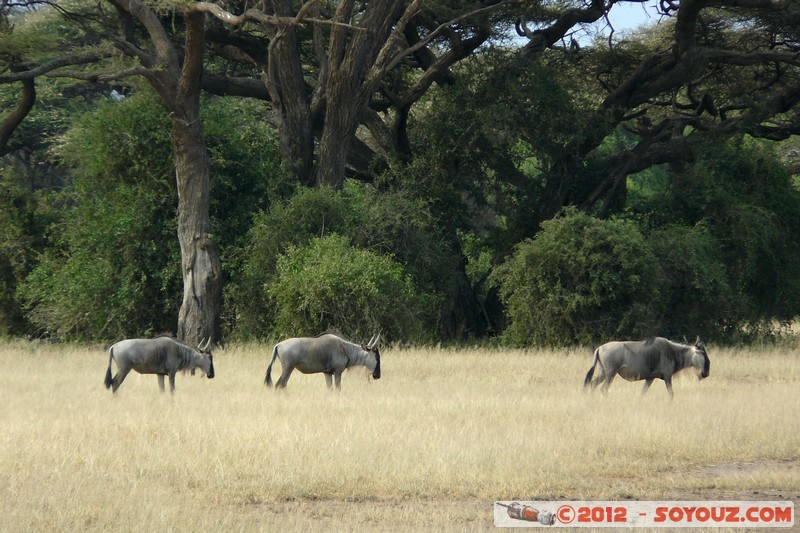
[265,345,278,387]
[583,349,599,388]
[104,348,114,390]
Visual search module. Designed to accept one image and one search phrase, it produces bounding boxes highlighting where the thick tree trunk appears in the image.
[268,0,315,186]
[315,91,360,188]
[305,0,407,188]
[172,117,222,346]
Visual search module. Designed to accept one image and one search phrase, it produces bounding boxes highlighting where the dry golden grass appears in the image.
[1,341,798,531]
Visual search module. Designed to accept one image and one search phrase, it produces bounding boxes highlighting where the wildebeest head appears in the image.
[691,338,710,379]
[362,333,381,380]
[196,338,215,379]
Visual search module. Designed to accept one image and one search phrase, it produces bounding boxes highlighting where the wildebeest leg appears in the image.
[664,377,674,400]
[325,373,333,389]
[590,358,609,391]
[111,367,131,393]
[601,372,617,395]
[275,365,294,389]
[641,378,654,395]
[590,370,605,391]
[157,374,166,393]
[169,373,176,395]
[334,372,342,390]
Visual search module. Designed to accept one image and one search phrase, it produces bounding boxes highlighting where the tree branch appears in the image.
[190,2,364,31]
[0,49,115,82]
[43,66,152,82]
[0,77,35,156]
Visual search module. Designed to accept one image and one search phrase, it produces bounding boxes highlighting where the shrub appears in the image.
[267,234,436,342]
[631,137,800,333]
[493,208,662,346]
[646,223,735,337]
[234,181,453,340]
[17,184,181,340]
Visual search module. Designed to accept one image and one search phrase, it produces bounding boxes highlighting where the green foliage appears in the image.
[632,137,800,335]
[17,89,283,341]
[203,97,287,251]
[16,90,181,340]
[401,51,592,250]
[493,208,662,346]
[55,87,172,186]
[693,140,800,325]
[267,234,435,341]
[234,180,452,340]
[0,168,47,335]
[3,8,799,345]
[18,185,181,339]
[645,223,734,336]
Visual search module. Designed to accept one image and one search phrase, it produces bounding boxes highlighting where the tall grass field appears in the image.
[1,341,798,531]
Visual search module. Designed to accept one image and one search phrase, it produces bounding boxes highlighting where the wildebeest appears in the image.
[103,337,215,394]
[584,337,710,399]
[265,333,381,390]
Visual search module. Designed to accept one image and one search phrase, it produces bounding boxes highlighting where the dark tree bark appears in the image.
[266,0,316,187]
[312,0,408,188]
[198,0,505,187]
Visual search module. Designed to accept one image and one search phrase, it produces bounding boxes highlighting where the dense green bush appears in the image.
[0,168,45,335]
[267,234,436,341]
[691,140,800,328]
[646,223,734,337]
[18,184,180,339]
[493,208,662,346]
[630,137,800,337]
[16,91,178,340]
[234,180,452,340]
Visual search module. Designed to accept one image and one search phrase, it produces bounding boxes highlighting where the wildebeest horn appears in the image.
[366,334,377,349]
[198,337,211,351]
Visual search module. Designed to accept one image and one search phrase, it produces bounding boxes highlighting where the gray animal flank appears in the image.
[104,337,215,394]
[584,337,710,399]
[265,333,381,390]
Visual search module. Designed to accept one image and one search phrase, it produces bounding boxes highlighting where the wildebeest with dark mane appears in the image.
[265,333,381,390]
[584,337,710,399]
[104,337,215,394]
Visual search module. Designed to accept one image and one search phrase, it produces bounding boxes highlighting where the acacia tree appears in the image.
[197,0,800,205]
[98,0,222,345]
[570,0,800,219]
[192,0,511,187]
[1,0,224,345]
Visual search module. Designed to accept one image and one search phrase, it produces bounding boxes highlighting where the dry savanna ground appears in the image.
[1,340,798,531]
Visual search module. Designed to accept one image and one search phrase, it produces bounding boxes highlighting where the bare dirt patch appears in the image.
[664,459,800,502]
[227,498,493,531]
[230,462,800,531]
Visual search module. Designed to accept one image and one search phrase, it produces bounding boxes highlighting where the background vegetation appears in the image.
[2,1,800,346]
